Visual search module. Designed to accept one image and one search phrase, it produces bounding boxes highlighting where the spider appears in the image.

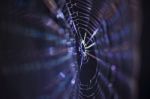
[79,29,98,68]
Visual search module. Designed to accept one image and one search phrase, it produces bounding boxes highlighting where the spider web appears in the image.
[62,0,140,99]
[0,0,140,99]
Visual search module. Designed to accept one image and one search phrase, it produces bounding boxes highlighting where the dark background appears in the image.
[139,0,150,99]
[0,0,149,99]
